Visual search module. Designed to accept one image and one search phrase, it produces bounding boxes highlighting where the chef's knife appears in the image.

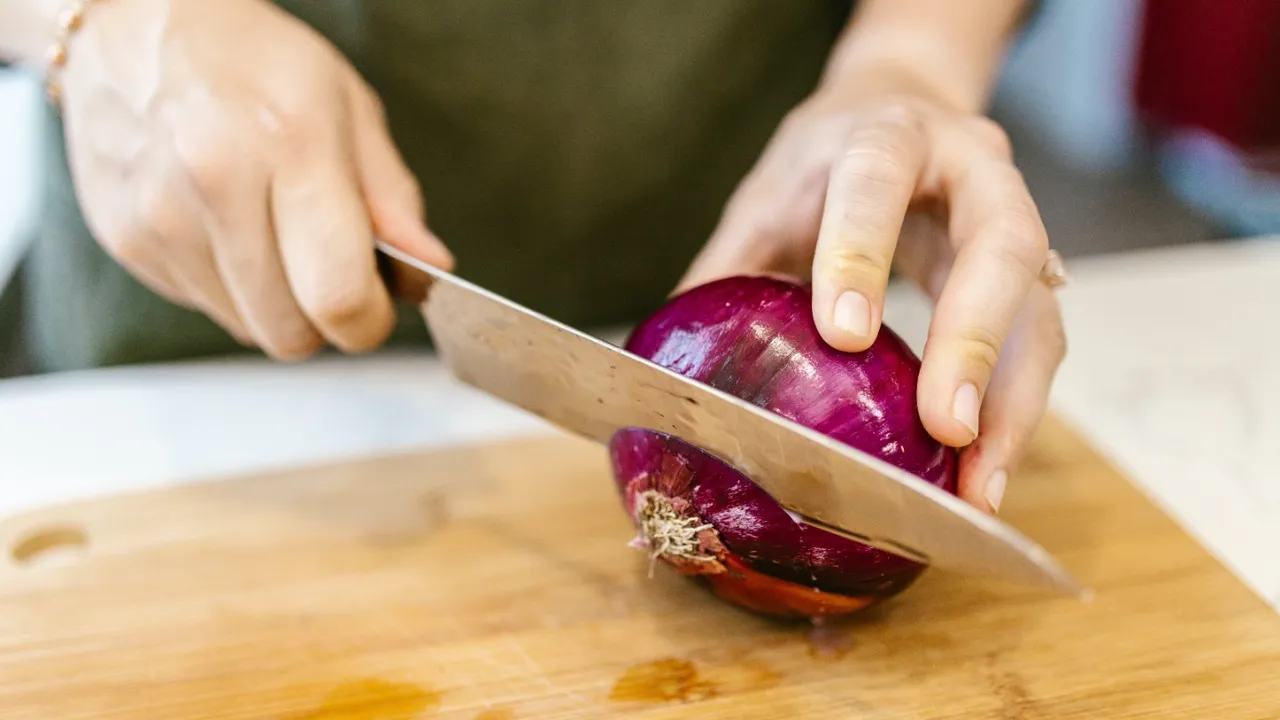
[375,241,1085,597]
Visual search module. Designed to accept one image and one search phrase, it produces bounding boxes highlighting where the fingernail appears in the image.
[952,382,980,436]
[832,291,871,338]
[984,469,1007,513]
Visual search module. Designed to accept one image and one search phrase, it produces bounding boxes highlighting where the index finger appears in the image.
[811,111,927,352]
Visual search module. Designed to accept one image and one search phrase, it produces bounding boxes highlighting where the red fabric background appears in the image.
[1132,0,1280,152]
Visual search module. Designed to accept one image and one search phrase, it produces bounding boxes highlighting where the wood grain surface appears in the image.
[1,416,1277,719]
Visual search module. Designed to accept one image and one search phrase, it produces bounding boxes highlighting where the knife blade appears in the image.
[375,241,1085,597]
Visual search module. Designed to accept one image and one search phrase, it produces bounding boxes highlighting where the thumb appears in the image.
[347,79,454,272]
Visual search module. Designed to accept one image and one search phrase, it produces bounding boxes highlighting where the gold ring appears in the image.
[1040,249,1068,288]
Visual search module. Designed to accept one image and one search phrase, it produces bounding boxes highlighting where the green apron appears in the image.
[22,1,854,372]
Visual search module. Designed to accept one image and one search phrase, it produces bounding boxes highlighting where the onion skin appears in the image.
[608,275,959,621]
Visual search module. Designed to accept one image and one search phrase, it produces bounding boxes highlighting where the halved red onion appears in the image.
[609,275,958,621]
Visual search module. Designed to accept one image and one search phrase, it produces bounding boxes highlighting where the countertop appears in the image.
[0,237,1277,612]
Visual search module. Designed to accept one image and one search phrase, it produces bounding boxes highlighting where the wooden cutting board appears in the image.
[1,416,1277,719]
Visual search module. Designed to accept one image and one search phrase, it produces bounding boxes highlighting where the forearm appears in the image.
[0,0,63,66]
[820,0,1033,114]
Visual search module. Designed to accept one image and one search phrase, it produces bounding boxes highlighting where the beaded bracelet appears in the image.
[44,0,100,104]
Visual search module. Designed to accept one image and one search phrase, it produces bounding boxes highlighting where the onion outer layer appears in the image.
[607,275,959,621]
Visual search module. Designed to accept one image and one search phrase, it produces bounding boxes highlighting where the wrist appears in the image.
[820,32,1000,115]
[819,51,981,116]
[819,0,1028,115]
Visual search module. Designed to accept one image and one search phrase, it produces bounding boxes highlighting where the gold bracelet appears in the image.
[44,0,100,104]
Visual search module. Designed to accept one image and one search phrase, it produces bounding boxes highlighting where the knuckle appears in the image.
[867,100,921,130]
[265,107,321,160]
[187,163,234,206]
[345,317,395,354]
[986,236,1042,285]
[840,115,923,187]
[133,174,204,247]
[261,85,340,159]
[985,429,1027,471]
[837,144,912,192]
[954,325,1004,377]
[305,278,381,328]
[966,116,1014,159]
[105,230,150,266]
[827,247,892,284]
[173,125,240,204]
[264,324,326,361]
[987,204,1050,270]
[985,162,1030,195]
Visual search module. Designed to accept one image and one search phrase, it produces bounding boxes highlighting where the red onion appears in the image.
[609,275,958,621]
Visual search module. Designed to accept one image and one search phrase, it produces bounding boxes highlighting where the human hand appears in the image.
[678,68,1067,514]
[58,0,452,359]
